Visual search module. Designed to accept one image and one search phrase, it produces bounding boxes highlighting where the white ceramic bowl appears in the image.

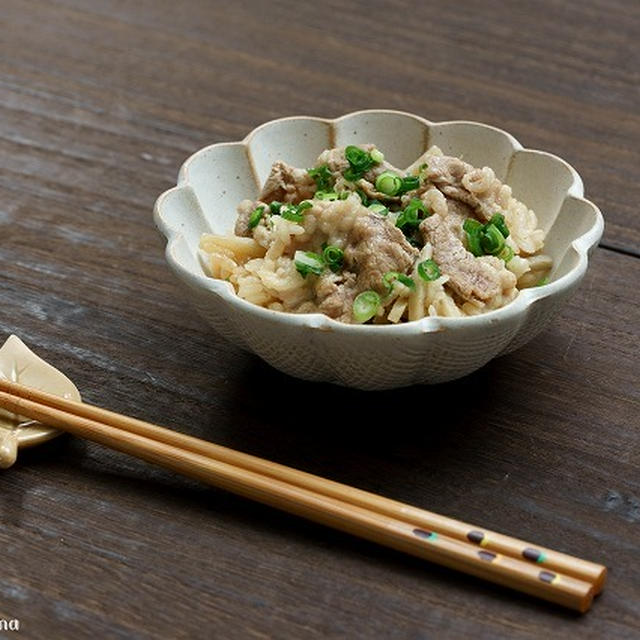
[154,110,603,390]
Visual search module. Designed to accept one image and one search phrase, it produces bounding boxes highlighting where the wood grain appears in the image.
[0,0,638,638]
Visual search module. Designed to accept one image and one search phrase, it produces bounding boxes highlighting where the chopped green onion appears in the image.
[280,205,303,222]
[405,198,428,218]
[419,162,429,171]
[489,212,510,238]
[383,271,416,294]
[352,290,381,323]
[498,245,514,263]
[345,145,369,167]
[278,200,313,222]
[463,218,484,257]
[355,189,370,206]
[343,145,377,182]
[370,148,385,164]
[343,168,360,182]
[269,201,282,215]
[315,191,339,200]
[322,245,344,272]
[464,214,510,257]
[463,218,483,234]
[338,191,350,200]
[417,259,441,281]
[480,223,506,255]
[466,232,483,256]
[307,164,333,191]
[368,202,389,215]
[396,198,429,235]
[280,203,306,222]
[248,205,265,229]
[294,251,324,278]
[398,175,420,194]
[375,171,403,196]
[536,276,550,286]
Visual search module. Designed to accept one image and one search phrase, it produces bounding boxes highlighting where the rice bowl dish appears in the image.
[200,144,552,324]
[154,110,604,389]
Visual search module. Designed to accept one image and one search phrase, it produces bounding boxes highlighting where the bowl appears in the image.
[153,110,603,390]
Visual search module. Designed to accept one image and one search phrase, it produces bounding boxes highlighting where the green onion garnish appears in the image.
[343,145,378,182]
[396,198,429,235]
[315,191,339,200]
[375,171,403,196]
[398,175,420,194]
[248,205,265,229]
[370,148,385,164]
[480,223,506,255]
[417,259,441,281]
[282,207,303,222]
[368,202,389,215]
[405,198,428,218]
[355,189,370,206]
[489,212,510,238]
[463,218,483,256]
[464,218,510,257]
[463,218,483,234]
[466,233,483,256]
[338,191,350,200]
[307,164,333,191]
[269,201,282,215]
[280,201,312,222]
[352,290,381,323]
[383,271,416,294]
[294,251,324,278]
[345,145,369,167]
[322,245,344,272]
[536,276,550,286]
[498,245,514,263]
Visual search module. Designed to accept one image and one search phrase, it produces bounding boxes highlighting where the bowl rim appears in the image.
[154,109,604,335]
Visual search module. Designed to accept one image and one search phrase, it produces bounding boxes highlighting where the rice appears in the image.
[201,144,552,324]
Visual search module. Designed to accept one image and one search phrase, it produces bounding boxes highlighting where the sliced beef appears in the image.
[424,155,473,187]
[444,198,474,236]
[344,214,418,292]
[424,155,500,222]
[316,146,349,174]
[420,214,507,304]
[315,271,357,321]
[258,161,316,204]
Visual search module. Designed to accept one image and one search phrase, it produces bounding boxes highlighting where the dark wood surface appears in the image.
[1,1,638,638]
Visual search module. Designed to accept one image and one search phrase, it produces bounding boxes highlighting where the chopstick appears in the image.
[0,380,604,612]
[0,379,606,592]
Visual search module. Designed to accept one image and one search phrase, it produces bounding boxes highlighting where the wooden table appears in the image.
[1,1,638,638]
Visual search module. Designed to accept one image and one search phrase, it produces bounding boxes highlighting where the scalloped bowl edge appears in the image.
[154,110,604,389]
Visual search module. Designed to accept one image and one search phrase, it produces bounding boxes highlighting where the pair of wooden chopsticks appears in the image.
[0,379,605,612]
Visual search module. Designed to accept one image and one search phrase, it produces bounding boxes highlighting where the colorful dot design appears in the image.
[466,532,560,584]
[413,528,438,542]
[466,530,491,548]
[538,570,560,585]
[477,550,497,562]
[522,547,548,564]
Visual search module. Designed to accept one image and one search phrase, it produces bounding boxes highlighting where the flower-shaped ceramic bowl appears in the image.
[154,110,603,390]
